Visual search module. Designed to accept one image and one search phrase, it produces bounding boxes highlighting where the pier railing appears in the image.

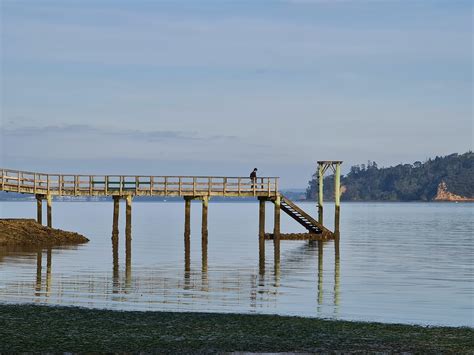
[0,169,279,198]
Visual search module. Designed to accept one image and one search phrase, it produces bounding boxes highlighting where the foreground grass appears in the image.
[0,304,472,353]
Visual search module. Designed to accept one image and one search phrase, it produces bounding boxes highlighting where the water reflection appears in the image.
[1,229,340,316]
[34,248,52,297]
[111,221,133,293]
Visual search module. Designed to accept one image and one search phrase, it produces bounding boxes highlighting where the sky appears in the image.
[1,0,472,188]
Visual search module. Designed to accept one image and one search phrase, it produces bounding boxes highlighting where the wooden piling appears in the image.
[201,197,208,237]
[184,197,191,235]
[259,198,266,238]
[125,195,132,235]
[318,163,324,224]
[36,195,43,225]
[112,196,120,236]
[46,194,52,227]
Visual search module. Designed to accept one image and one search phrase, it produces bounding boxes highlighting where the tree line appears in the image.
[306,152,473,201]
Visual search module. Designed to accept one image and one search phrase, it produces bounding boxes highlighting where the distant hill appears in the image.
[306,152,474,202]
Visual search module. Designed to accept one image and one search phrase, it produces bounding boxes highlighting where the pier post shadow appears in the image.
[201,197,208,277]
[184,197,191,275]
[35,250,42,295]
[258,198,266,276]
[125,225,132,288]
[334,237,340,309]
[46,248,52,296]
[317,240,323,307]
[273,195,281,282]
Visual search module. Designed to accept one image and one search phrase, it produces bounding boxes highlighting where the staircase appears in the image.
[278,194,332,236]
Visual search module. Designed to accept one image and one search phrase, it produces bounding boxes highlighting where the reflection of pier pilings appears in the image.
[317,240,323,306]
[258,198,265,276]
[125,226,132,288]
[35,250,42,295]
[110,199,132,290]
[201,197,208,276]
[273,195,280,283]
[46,248,52,295]
[35,248,52,296]
[334,237,340,309]
[112,232,119,291]
[184,197,191,276]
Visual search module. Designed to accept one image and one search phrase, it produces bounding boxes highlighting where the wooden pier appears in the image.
[0,165,341,241]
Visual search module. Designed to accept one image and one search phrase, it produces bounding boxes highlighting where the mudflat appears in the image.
[0,219,89,245]
[0,304,472,353]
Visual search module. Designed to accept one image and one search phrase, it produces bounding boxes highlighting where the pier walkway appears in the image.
[0,168,336,239]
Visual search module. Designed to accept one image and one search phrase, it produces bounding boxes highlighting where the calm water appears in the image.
[0,201,472,326]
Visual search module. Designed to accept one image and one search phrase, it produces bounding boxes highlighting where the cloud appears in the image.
[2,123,237,142]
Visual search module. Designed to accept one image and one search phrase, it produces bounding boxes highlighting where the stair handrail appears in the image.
[280,194,333,236]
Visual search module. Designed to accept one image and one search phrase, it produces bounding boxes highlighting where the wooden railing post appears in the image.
[1,169,4,191]
[105,176,108,195]
[119,176,123,195]
[150,176,153,195]
[89,176,93,195]
[178,177,182,196]
[34,173,37,194]
[47,174,50,194]
[208,177,211,195]
[193,177,196,196]
[17,171,21,192]
[223,177,227,195]
[59,175,62,195]
[238,177,241,196]
[135,176,139,194]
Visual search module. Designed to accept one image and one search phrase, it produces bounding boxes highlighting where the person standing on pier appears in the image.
[250,168,258,190]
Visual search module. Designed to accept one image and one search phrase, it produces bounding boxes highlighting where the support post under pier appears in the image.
[125,195,132,235]
[318,164,324,224]
[36,195,43,225]
[201,196,208,237]
[112,196,120,236]
[46,194,52,227]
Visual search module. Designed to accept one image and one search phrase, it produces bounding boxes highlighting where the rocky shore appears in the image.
[0,304,472,353]
[0,219,89,245]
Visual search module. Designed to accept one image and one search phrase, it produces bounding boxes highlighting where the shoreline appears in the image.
[0,304,472,353]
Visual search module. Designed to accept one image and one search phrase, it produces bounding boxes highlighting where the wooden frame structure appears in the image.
[317,161,343,234]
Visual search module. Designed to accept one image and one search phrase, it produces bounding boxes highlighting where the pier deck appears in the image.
[0,168,335,239]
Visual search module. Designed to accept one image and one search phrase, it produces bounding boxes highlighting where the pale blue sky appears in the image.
[1,0,472,187]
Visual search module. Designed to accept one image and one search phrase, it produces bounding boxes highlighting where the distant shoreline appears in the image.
[0,304,472,353]
[0,197,472,203]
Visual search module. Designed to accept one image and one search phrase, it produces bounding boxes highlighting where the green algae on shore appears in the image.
[0,304,472,353]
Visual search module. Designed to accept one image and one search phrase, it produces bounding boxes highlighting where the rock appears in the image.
[433,181,474,202]
[0,219,89,246]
